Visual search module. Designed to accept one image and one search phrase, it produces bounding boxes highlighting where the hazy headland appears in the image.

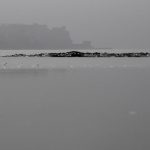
[0,23,93,50]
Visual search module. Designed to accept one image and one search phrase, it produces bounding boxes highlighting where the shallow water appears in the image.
[0,58,150,150]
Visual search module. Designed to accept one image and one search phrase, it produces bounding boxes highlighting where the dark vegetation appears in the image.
[3,51,150,57]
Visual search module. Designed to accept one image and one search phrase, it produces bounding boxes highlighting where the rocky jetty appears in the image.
[3,51,150,57]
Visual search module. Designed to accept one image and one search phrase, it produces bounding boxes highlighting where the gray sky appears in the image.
[0,0,150,48]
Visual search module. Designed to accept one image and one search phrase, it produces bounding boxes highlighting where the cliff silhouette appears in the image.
[0,23,93,49]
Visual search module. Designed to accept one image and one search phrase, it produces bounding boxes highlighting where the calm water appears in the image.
[0,57,150,150]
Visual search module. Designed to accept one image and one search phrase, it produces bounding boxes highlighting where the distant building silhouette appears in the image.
[0,24,93,49]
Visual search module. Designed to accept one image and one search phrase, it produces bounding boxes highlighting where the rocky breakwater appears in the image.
[3,51,150,57]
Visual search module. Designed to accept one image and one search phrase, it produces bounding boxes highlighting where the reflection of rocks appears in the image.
[3,51,150,57]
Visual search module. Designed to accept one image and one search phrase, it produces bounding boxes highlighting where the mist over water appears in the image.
[0,0,150,148]
[0,58,150,150]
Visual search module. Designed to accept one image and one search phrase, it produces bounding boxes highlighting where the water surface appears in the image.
[0,57,150,150]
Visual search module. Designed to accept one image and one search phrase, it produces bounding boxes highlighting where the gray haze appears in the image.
[0,0,150,49]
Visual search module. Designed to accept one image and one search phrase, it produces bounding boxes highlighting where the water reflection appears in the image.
[50,66,71,72]
[0,66,73,78]
[0,68,49,77]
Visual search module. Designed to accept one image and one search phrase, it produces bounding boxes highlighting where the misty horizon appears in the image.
[0,1,150,150]
[0,0,150,49]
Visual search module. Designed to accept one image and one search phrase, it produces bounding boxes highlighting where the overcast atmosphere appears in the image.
[0,0,150,49]
[1,1,150,150]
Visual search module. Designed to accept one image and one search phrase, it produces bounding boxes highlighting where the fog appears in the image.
[0,0,150,48]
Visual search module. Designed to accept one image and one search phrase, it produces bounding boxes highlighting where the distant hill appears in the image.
[0,23,93,50]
